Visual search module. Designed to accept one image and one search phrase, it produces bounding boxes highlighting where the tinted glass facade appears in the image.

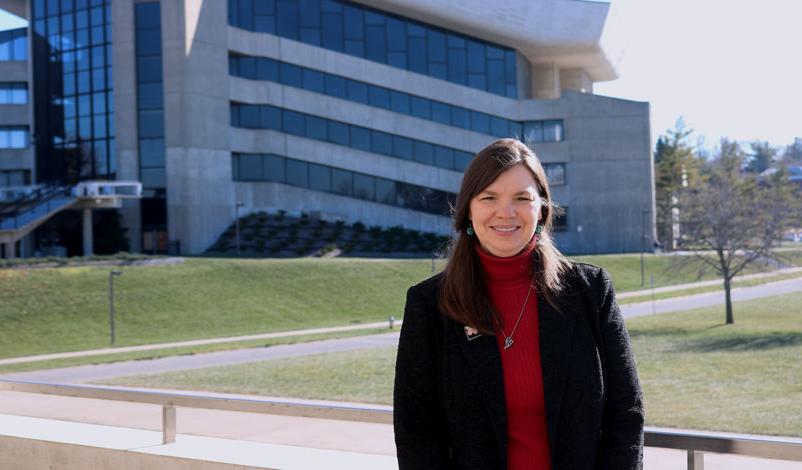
[230,102,476,171]
[135,2,168,254]
[228,0,523,98]
[233,152,454,216]
[0,126,29,148]
[0,28,27,61]
[229,54,563,141]
[31,0,115,185]
[0,83,28,104]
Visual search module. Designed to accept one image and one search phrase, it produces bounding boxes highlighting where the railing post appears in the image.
[162,405,176,444]
[688,450,704,470]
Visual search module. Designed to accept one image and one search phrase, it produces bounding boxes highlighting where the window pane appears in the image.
[279,62,302,87]
[454,151,473,171]
[286,159,308,187]
[276,0,299,39]
[302,68,325,92]
[306,115,328,140]
[238,104,259,128]
[138,110,164,138]
[328,121,349,145]
[350,126,371,151]
[137,56,162,82]
[545,163,565,185]
[451,107,470,129]
[490,116,508,137]
[260,105,281,130]
[321,12,344,51]
[471,111,490,134]
[264,154,285,182]
[346,80,368,104]
[353,173,374,200]
[392,135,413,160]
[543,120,563,142]
[309,163,332,192]
[431,102,450,125]
[137,82,163,109]
[368,85,390,108]
[365,25,386,62]
[434,146,454,170]
[332,168,352,196]
[256,58,279,80]
[371,130,392,155]
[375,177,395,205]
[324,74,346,98]
[389,91,410,114]
[414,141,433,165]
[139,138,165,167]
[237,153,262,181]
[282,109,305,136]
[410,96,430,119]
[524,121,543,142]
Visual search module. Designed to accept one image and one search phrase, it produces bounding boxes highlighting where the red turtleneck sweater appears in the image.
[476,244,551,470]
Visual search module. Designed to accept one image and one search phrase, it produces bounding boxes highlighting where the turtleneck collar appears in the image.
[475,236,537,287]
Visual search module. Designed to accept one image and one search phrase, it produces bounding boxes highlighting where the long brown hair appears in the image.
[439,138,570,334]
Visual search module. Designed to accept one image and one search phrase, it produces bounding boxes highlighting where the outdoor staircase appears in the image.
[0,182,143,259]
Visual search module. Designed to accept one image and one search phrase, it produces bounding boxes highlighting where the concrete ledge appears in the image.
[0,414,398,470]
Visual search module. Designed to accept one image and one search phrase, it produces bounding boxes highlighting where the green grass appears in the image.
[2,251,800,360]
[98,291,802,436]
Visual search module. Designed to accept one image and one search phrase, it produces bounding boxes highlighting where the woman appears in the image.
[394,139,643,470]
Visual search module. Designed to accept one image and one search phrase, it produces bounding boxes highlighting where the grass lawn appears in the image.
[98,291,802,437]
[2,251,800,360]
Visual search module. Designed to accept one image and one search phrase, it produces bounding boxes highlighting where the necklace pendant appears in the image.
[504,336,514,350]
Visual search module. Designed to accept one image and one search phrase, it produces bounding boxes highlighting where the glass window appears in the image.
[471,111,489,134]
[375,177,395,205]
[346,80,368,104]
[306,115,328,140]
[447,47,467,85]
[543,120,563,142]
[260,105,281,130]
[137,56,162,82]
[238,104,259,128]
[302,68,325,92]
[431,102,450,125]
[490,116,509,137]
[137,82,163,110]
[279,62,302,87]
[350,126,371,151]
[368,85,390,109]
[286,159,308,187]
[256,58,279,80]
[276,0,299,39]
[389,90,410,114]
[487,60,504,95]
[371,130,392,155]
[451,107,470,129]
[237,153,262,181]
[264,153,285,182]
[332,168,352,196]
[93,114,107,138]
[553,208,567,232]
[238,56,256,79]
[433,146,454,170]
[454,151,473,171]
[321,12,344,51]
[309,163,332,192]
[410,96,430,119]
[343,5,363,39]
[135,3,160,29]
[466,40,485,74]
[364,25,386,62]
[392,135,414,160]
[427,30,445,62]
[509,121,523,139]
[255,15,276,34]
[298,0,319,27]
[135,32,160,55]
[327,121,349,145]
[324,74,346,98]
[408,36,427,73]
[139,138,165,167]
[414,141,434,165]
[138,110,164,138]
[353,173,374,200]
[141,168,166,188]
[282,109,305,136]
[523,121,543,142]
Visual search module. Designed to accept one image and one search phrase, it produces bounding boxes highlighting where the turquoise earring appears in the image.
[535,224,544,235]
[466,223,475,236]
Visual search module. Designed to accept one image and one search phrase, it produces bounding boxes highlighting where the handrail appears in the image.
[1,379,801,469]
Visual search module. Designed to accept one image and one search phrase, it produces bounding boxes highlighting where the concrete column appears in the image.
[82,208,93,256]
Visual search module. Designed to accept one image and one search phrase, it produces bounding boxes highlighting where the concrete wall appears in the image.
[0,60,33,179]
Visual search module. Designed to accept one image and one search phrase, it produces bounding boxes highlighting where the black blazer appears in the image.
[393,262,644,470]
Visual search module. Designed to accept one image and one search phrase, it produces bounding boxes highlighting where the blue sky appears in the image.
[2,2,800,151]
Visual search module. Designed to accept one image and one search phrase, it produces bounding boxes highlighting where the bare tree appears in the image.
[676,139,799,324]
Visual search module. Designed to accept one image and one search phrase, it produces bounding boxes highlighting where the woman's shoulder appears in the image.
[562,261,612,293]
[407,271,445,303]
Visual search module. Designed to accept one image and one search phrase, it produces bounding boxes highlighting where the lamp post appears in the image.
[235,201,244,256]
[640,208,649,287]
[109,270,123,345]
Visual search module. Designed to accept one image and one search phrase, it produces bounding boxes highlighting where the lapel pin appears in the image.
[464,325,482,342]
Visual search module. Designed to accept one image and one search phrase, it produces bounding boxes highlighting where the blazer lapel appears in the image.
[452,320,507,468]
[538,293,577,453]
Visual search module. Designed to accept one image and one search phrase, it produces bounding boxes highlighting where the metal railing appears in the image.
[0,186,74,231]
[1,379,801,470]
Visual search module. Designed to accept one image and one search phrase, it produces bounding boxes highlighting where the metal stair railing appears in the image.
[0,185,75,232]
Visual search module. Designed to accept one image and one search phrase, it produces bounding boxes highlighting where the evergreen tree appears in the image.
[654,119,700,250]
[746,141,777,173]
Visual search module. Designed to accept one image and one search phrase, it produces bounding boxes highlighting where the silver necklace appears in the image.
[494,282,534,350]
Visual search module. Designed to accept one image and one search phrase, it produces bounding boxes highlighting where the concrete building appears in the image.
[0,0,655,256]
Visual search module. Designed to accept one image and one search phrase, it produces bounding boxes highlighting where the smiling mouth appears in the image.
[491,226,520,233]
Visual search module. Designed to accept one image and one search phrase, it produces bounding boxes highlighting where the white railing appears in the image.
[72,181,142,199]
[1,379,801,469]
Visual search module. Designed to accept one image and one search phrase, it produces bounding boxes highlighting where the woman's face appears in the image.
[468,164,542,258]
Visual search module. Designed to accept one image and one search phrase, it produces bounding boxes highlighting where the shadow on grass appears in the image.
[679,332,802,352]
[629,327,690,338]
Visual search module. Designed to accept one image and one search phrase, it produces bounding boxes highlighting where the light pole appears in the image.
[235,201,244,256]
[109,270,123,345]
[640,209,649,287]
